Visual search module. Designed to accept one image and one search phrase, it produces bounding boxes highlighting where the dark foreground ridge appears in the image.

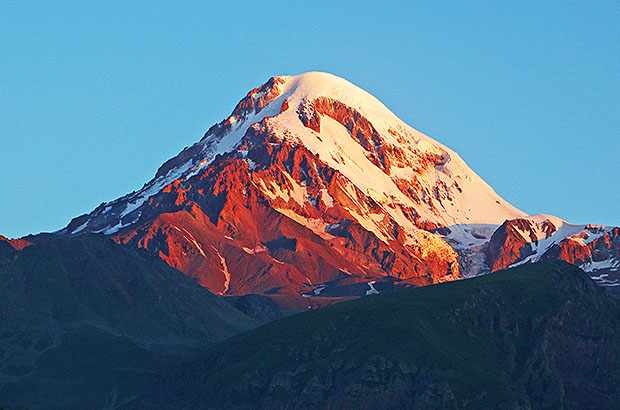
[136,261,620,409]
[0,234,267,409]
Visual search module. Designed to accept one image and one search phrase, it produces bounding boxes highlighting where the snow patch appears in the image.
[274,208,336,240]
[582,258,620,272]
[441,224,499,249]
[120,200,143,218]
[320,188,334,208]
[103,220,131,235]
[71,221,89,235]
[171,225,206,257]
[242,244,268,254]
[211,245,230,294]
[366,281,379,296]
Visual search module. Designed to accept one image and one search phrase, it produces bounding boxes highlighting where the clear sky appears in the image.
[1,1,619,238]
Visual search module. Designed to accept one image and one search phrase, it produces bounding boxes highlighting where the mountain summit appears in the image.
[69,72,525,233]
[57,72,619,306]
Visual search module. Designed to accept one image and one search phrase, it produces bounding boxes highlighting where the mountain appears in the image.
[48,72,618,306]
[0,234,267,409]
[486,215,620,292]
[133,261,620,409]
[487,215,580,271]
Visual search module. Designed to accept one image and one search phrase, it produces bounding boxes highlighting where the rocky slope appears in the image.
[0,234,266,409]
[485,214,620,293]
[133,261,620,409]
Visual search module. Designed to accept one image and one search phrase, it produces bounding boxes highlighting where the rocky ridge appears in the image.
[134,261,620,409]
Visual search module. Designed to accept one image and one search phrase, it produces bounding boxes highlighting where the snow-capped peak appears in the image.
[64,72,526,239]
[278,72,399,123]
[56,72,620,297]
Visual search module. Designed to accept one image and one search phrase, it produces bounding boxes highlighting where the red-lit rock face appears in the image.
[543,227,620,266]
[486,219,554,271]
[487,219,620,272]
[3,236,32,251]
[109,118,461,298]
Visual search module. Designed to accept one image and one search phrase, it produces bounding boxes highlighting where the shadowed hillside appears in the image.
[0,234,264,409]
[137,261,620,409]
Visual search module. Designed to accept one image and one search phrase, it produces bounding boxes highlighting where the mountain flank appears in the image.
[0,234,270,409]
[136,261,620,409]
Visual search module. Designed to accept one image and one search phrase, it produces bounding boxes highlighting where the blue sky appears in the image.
[1,1,619,237]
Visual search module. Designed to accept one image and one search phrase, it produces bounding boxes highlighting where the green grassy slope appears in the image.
[0,234,260,409]
[140,261,620,409]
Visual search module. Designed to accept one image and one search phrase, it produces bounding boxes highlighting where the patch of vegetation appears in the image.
[140,262,620,409]
[0,234,262,409]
